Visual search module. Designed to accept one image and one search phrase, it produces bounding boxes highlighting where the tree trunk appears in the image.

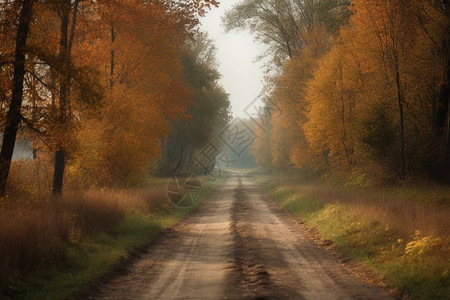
[396,70,406,180]
[434,84,448,136]
[338,62,352,168]
[52,5,70,195]
[445,58,450,166]
[52,0,81,195]
[0,0,34,196]
[440,0,450,172]
[399,100,406,180]
[110,25,116,89]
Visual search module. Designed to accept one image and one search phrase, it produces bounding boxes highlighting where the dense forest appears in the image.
[0,0,230,196]
[225,0,450,184]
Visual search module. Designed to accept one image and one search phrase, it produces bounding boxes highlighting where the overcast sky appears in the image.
[199,1,265,119]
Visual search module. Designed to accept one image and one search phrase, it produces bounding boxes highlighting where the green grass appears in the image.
[2,175,228,300]
[253,175,450,300]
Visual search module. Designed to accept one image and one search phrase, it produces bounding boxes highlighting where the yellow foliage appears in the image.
[268,26,330,171]
[304,31,361,173]
[405,235,445,257]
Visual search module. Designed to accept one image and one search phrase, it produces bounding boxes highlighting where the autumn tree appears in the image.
[225,1,351,173]
[351,0,420,179]
[72,1,191,186]
[414,0,450,170]
[0,0,34,196]
[71,0,222,187]
[50,0,82,195]
[303,1,449,182]
[0,0,103,195]
[0,0,220,194]
[271,26,330,171]
[243,0,449,182]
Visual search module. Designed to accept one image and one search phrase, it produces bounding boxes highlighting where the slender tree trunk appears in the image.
[445,60,450,164]
[0,0,34,196]
[110,25,116,89]
[51,67,56,107]
[52,0,81,195]
[52,9,70,195]
[32,88,37,160]
[434,84,448,136]
[396,70,406,180]
[439,0,450,176]
[66,0,80,117]
[338,62,352,168]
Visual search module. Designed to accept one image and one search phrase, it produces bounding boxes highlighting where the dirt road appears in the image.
[91,173,390,300]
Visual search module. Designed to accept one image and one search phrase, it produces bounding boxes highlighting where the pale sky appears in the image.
[200,1,265,119]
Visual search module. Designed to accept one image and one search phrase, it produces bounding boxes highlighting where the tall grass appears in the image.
[284,182,450,237]
[1,152,220,298]
[0,186,173,291]
[256,175,450,299]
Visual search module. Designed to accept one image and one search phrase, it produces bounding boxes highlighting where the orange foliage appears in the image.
[71,0,197,186]
[0,0,220,190]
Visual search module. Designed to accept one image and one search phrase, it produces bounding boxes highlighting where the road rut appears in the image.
[91,173,390,300]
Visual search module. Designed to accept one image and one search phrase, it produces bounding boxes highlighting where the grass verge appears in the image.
[1,174,228,300]
[251,174,449,300]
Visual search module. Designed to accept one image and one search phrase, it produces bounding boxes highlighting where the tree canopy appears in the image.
[223,0,450,183]
[0,0,227,193]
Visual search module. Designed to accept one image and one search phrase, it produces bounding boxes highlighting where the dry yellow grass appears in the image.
[285,182,450,238]
[0,185,172,290]
[0,148,209,292]
[256,174,450,299]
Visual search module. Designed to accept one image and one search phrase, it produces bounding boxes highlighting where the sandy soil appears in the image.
[90,173,391,300]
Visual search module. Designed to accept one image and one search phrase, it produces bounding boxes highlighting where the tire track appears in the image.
[231,175,274,299]
[230,176,390,300]
[90,173,390,300]
[230,175,302,300]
